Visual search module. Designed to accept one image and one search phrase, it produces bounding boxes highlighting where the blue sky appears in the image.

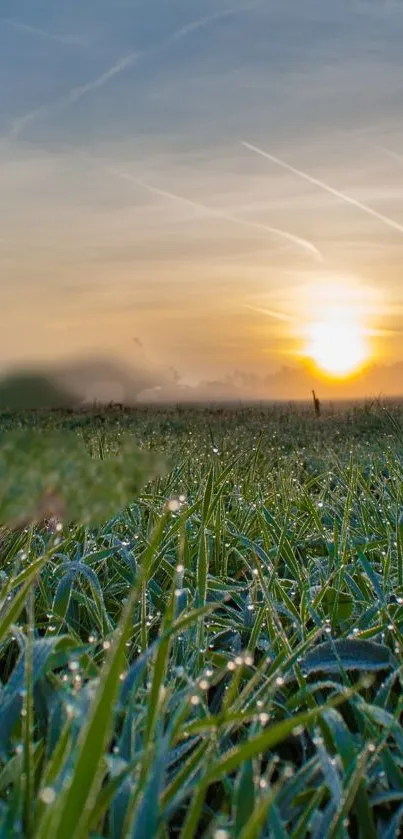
[1,0,403,383]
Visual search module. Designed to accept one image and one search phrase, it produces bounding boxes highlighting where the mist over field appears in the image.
[2,355,403,409]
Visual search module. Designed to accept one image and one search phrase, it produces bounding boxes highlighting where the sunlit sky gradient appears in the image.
[1,0,403,395]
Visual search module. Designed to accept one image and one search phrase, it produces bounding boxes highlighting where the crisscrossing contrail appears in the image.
[8,3,262,140]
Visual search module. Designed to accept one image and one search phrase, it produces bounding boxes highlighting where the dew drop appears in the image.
[39,787,56,805]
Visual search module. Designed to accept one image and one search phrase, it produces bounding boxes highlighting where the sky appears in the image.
[1,0,403,396]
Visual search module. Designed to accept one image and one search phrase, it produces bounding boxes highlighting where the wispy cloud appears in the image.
[242,141,403,238]
[9,3,260,140]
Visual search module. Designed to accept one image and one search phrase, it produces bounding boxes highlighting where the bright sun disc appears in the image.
[307,320,368,377]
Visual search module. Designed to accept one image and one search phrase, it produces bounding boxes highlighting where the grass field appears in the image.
[1,401,403,838]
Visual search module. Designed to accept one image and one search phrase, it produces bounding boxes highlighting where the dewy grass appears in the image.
[0,400,403,837]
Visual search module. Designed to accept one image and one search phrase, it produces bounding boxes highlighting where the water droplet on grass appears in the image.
[167,498,181,512]
[39,787,56,804]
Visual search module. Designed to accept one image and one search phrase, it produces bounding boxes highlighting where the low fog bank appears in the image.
[139,362,403,404]
[1,356,403,410]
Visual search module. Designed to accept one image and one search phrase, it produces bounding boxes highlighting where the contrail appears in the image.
[369,141,403,166]
[8,3,260,140]
[242,141,403,237]
[43,141,321,260]
[1,17,80,46]
[169,1,261,41]
[245,304,296,322]
[9,52,143,138]
[67,54,142,104]
[351,132,403,167]
[104,164,322,260]
[10,108,46,139]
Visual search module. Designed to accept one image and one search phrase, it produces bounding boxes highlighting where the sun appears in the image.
[306,318,369,378]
